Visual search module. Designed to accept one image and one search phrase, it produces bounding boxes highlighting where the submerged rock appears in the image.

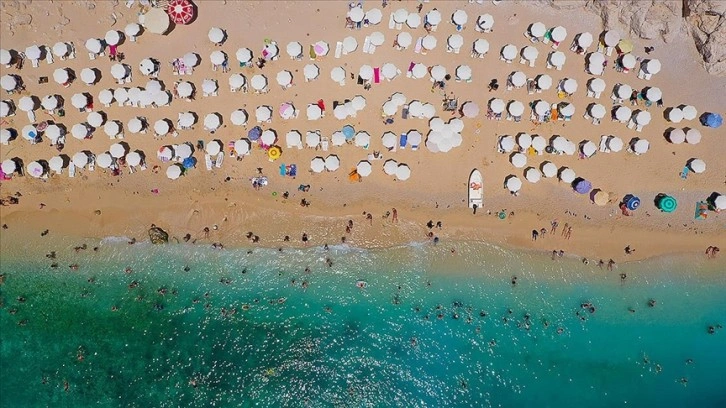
[148,226,169,244]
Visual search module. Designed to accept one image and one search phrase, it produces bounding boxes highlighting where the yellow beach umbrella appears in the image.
[267,145,282,161]
[616,39,634,54]
[592,189,609,206]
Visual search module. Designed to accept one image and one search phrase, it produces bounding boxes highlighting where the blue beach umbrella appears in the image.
[182,156,196,169]
[573,178,592,194]
[248,126,262,141]
[624,194,641,210]
[700,113,722,128]
[342,125,355,140]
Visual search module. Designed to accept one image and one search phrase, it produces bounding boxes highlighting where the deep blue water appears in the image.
[1,242,725,407]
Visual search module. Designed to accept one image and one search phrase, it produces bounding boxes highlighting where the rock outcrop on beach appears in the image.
[148,226,169,244]
[515,0,726,76]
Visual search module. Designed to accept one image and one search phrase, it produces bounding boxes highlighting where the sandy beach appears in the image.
[1,0,724,263]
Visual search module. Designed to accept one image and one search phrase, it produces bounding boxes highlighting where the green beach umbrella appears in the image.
[657,195,677,213]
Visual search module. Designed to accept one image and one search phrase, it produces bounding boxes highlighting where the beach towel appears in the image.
[373,67,381,84]
[399,133,407,149]
[279,163,286,176]
[289,164,297,177]
[695,201,708,219]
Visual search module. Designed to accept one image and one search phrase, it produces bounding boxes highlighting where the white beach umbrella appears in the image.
[422,35,437,51]
[342,36,358,54]
[261,130,277,146]
[508,101,524,117]
[559,103,575,117]
[355,131,370,147]
[510,71,526,87]
[448,34,464,50]
[396,164,411,181]
[681,105,697,121]
[178,112,195,128]
[42,95,60,111]
[45,124,63,143]
[310,157,325,173]
[426,9,442,25]
[391,92,407,106]
[564,141,576,156]
[126,151,142,167]
[607,136,624,152]
[393,8,408,23]
[139,58,156,75]
[157,145,174,160]
[174,144,192,160]
[577,32,594,47]
[408,130,422,147]
[183,52,200,67]
[644,59,661,74]
[109,142,127,158]
[52,68,70,85]
[176,81,193,98]
[72,151,90,168]
[313,41,330,56]
[87,111,105,127]
[525,168,541,183]
[383,159,398,176]
[396,32,412,49]
[111,63,129,80]
[125,23,141,39]
[1,159,16,174]
[285,130,301,148]
[333,104,351,120]
[621,54,637,69]
[381,132,397,149]
[614,83,632,100]
[581,141,598,157]
[330,67,346,84]
[156,91,172,107]
[588,52,606,68]
[307,104,322,120]
[668,128,686,144]
[667,108,684,123]
[522,46,538,62]
[230,109,248,126]
[85,38,103,55]
[27,161,46,178]
[25,45,42,61]
[510,153,527,168]
[533,101,549,117]
[18,96,35,112]
[286,41,302,59]
[406,13,421,29]
[366,8,382,25]
[588,78,606,94]
[431,65,447,81]
[331,131,345,146]
[356,161,372,177]
[348,6,364,22]
[541,162,557,178]
[256,105,272,122]
[138,90,154,107]
[128,117,144,134]
[685,128,702,144]
[456,65,472,81]
[452,9,467,25]
[263,43,279,60]
[210,50,226,66]
[615,106,632,122]
[204,113,221,131]
[645,87,662,102]
[105,30,122,46]
[589,104,606,119]
[474,39,489,54]
[0,128,12,145]
[154,119,170,136]
[276,70,293,87]
[634,111,651,126]
[531,135,547,152]
[306,131,320,148]
[359,65,374,81]
[80,68,98,85]
[21,124,37,141]
[235,48,252,63]
[505,176,522,193]
[549,51,566,68]
[382,63,398,80]
[114,88,128,105]
[208,27,225,44]
[48,156,65,172]
[462,101,479,118]
[490,98,505,114]
[104,121,122,138]
[251,74,267,91]
[0,49,11,65]
[530,22,546,38]
[352,95,366,111]
[536,74,552,90]
[501,44,517,61]
[632,139,650,154]
[603,30,621,47]
[98,89,113,106]
[411,63,427,79]
[499,136,515,153]
[166,164,183,180]
[449,118,464,133]
[714,194,726,210]
[324,155,340,171]
[234,139,251,155]
[559,167,576,183]
[382,100,398,116]
[551,26,567,42]
[52,42,70,57]
[477,14,494,30]
[229,74,246,91]
[304,64,319,81]
[202,79,218,95]
[689,159,706,174]
[561,78,578,94]
[206,140,222,155]
[409,101,423,117]
[552,136,569,152]
[71,123,89,139]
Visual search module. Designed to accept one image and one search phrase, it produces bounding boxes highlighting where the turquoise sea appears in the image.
[1,241,725,407]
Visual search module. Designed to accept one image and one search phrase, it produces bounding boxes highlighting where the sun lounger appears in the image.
[336,41,343,58]
[215,152,224,168]
[414,37,423,54]
[399,133,407,149]
[388,13,396,30]
[45,49,54,64]
[321,137,329,151]
[68,163,76,177]
[362,36,371,54]
[205,153,213,170]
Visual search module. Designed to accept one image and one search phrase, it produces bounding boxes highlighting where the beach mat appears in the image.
[695,201,708,220]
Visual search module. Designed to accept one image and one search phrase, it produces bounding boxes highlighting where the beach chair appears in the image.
[388,13,396,30]
[592,118,600,125]
[68,163,76,177]
[321,137,329,151]
[88,158,95,171]
[27,110,35,122]
[399,133,407,149]
[215,152,224,168]
[414,38,423,54]
[635,124,643,132]
[45,49,54,64]
[606,47,613,56]
[627,119,636,129]
[205,154,213,170]
[362,37,371,54]
[68,43,76,59]
[89,52,96,60]
[31,58,39,68]
[336,41,343,58]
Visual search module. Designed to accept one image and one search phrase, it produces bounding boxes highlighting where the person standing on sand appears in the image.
[565,226,572,240]
[550,220,558,234]
[531,230,539,241]
[472,204,478,215]
[561,223,568,237]
[392,208,398,222]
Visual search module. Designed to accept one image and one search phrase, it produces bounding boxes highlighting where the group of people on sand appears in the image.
[705,246,720,258]
[532,222,572,241]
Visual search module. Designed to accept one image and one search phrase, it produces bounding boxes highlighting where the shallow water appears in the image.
[1,242,725,407]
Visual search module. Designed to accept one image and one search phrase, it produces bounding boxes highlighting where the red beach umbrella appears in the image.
[167,0,195,25]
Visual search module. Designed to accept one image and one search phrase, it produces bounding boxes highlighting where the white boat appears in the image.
[468,169,483,209]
